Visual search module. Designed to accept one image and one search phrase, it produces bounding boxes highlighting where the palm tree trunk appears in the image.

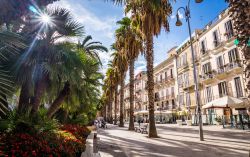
[47,82,70,118]
[62,109,69,123]
[119,78,125,127]
[114,87,118,125]
[108,91,113,123]
[146,35,158,138]
[128,59,135,130]
[18,82,31,114]
[31,75,48,115]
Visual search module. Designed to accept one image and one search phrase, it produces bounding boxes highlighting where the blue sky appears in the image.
[51,0,228,80]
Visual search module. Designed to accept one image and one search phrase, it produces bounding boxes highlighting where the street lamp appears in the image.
[175,0,204,141]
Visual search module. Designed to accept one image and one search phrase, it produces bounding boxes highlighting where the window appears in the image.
[225,20,234,39]
[172,99,176,109]
[182,53,187,66]
[183,72,189,87]
[206,86,213,103]
[178,95,184,107]
[177,57,182,68]
[165,101,169,110]
[216,56,224,73]
[178,75,183,87]
[234,77,243,97]
[165,71,167,80]
[202,62,212,75]
[160,74,163,82]
[228,48,239,63]
[166,89,169,97]
[155,92,160,101]
[186,93,191,107]
[200,40,207,54]
[170,69,173,78]
[213,30,220,47]
[218,81,228,97]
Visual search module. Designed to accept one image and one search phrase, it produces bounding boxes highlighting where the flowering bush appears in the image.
[0,124,90,157]
[61,124,91,140]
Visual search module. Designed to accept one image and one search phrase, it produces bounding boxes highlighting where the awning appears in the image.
[155,110,173,114]
[134,110,148,115]
[202,96,245,109]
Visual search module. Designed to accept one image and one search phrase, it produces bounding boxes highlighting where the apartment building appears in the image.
[176,31,202,117]
[198,9,247,124]
[116,8,249,124]
[153,47,178,122]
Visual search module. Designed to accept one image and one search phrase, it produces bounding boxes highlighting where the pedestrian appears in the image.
[138,119,141,127]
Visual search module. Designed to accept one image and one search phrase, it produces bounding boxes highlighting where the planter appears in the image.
[185,120,192,126]
[176,120,183,126]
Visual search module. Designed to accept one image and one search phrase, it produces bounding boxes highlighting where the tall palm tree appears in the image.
[125,0,172,137]
[112,50,128,127]
[116,17,143,130]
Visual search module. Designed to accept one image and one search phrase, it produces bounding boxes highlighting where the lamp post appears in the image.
[175,0,204,141]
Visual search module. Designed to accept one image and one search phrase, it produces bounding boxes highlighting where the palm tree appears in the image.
[47,46,103,118]
[78,35,108,64]
[116,17,143,130]
[226,0,250,94]
[112,50,128,127]
[15,8,84,115]
[0,31,25,118]
[125,0,172,137]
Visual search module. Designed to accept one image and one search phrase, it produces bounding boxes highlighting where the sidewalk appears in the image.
[97,124,250,157]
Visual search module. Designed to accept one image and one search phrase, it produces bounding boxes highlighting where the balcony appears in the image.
[124,94,130,100]
[212,40,225,55]
[183,81,195,91]
[201,73,216,85]
[225,31,234,40]
[215,62,243,80]
[134,97,142,103]
[200,49,208,56]
[162,106,169,111]
[178,62,189,71]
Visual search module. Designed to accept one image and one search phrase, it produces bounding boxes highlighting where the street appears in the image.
[97,124,250,157]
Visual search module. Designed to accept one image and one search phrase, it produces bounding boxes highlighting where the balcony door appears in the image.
[225,20,234,39]
[216,56,224,73]
[234,77,243,98]
[228,48,239,63]
[218,81,228,97]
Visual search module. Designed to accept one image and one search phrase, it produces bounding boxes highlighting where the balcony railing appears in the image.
[225,31,234,40]
[200,48,207,55]
[216,62,242,75]
[201,73,215,80]
[213,40,220,48]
